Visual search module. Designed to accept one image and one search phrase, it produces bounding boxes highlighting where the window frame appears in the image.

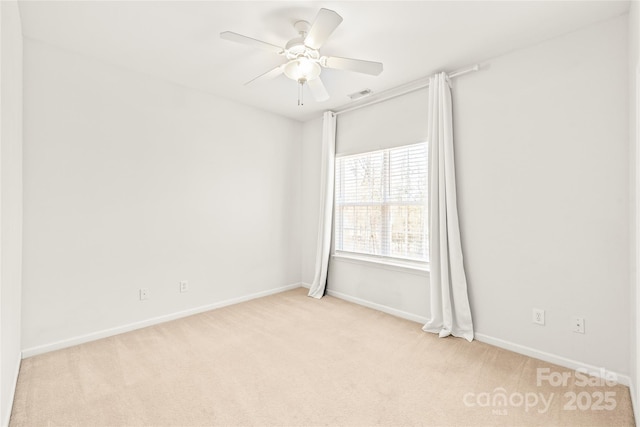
[333,142,429,270]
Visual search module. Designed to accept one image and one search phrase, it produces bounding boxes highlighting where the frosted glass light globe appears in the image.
[283,57,321,82]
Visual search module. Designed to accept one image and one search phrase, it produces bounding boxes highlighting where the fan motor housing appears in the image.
[285,37,306,55]
[285,20,320,61]
[285,39,319,60]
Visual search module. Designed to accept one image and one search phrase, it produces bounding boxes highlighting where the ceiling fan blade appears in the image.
[244,65,284,85]
[307,77,330,102]
[304,8,343,50]
[220,31,284,54]
[322,56,383,76]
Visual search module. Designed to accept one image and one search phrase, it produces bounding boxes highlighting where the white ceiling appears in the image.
[18,0,630,122]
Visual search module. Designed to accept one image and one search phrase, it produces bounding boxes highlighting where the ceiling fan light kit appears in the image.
[283,58,321,83]
[220,8,383,106]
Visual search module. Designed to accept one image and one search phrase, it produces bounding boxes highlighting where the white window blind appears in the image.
[334,142,428,263]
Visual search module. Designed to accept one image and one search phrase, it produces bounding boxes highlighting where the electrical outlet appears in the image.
[179,280,189,293]
[572,317,585,334]
[533,308,545,325]
[139,288,149,301]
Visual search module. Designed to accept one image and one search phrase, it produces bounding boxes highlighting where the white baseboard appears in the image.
[326,289,632,388]
[630,378,638,424]
[22,283,303,358]
[2,354,21,427]
[326,289,429,324]
[300,282,311,289]
[474,333,631,387]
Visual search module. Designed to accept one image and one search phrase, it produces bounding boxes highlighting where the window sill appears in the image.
[331,252,429,276]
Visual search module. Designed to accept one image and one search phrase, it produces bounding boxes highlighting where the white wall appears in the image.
[629,0,639,416]
[302,15,630,376]
[0,1,23,426]
[301,116,322,284]
[21,39,302,353]
[456,14,628,375]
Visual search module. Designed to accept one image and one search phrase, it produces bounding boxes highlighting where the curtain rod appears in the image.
[333,64,480,116]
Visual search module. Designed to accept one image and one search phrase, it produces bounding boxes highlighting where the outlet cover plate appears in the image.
[179,281,189,293]
[572,316,585,334]
[533,308,545,325]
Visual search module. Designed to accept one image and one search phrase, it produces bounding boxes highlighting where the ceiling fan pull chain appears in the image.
[298,79,305,106]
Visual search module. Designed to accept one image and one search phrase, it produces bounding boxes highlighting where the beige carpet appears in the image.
[10,287,635,426]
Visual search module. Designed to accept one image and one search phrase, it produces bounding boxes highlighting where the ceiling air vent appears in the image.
[348,89,372,101]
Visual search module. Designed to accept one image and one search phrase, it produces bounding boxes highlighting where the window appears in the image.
[334,142,428,264]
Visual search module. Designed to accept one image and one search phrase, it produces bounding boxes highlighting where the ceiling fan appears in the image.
[220,8,383,105]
